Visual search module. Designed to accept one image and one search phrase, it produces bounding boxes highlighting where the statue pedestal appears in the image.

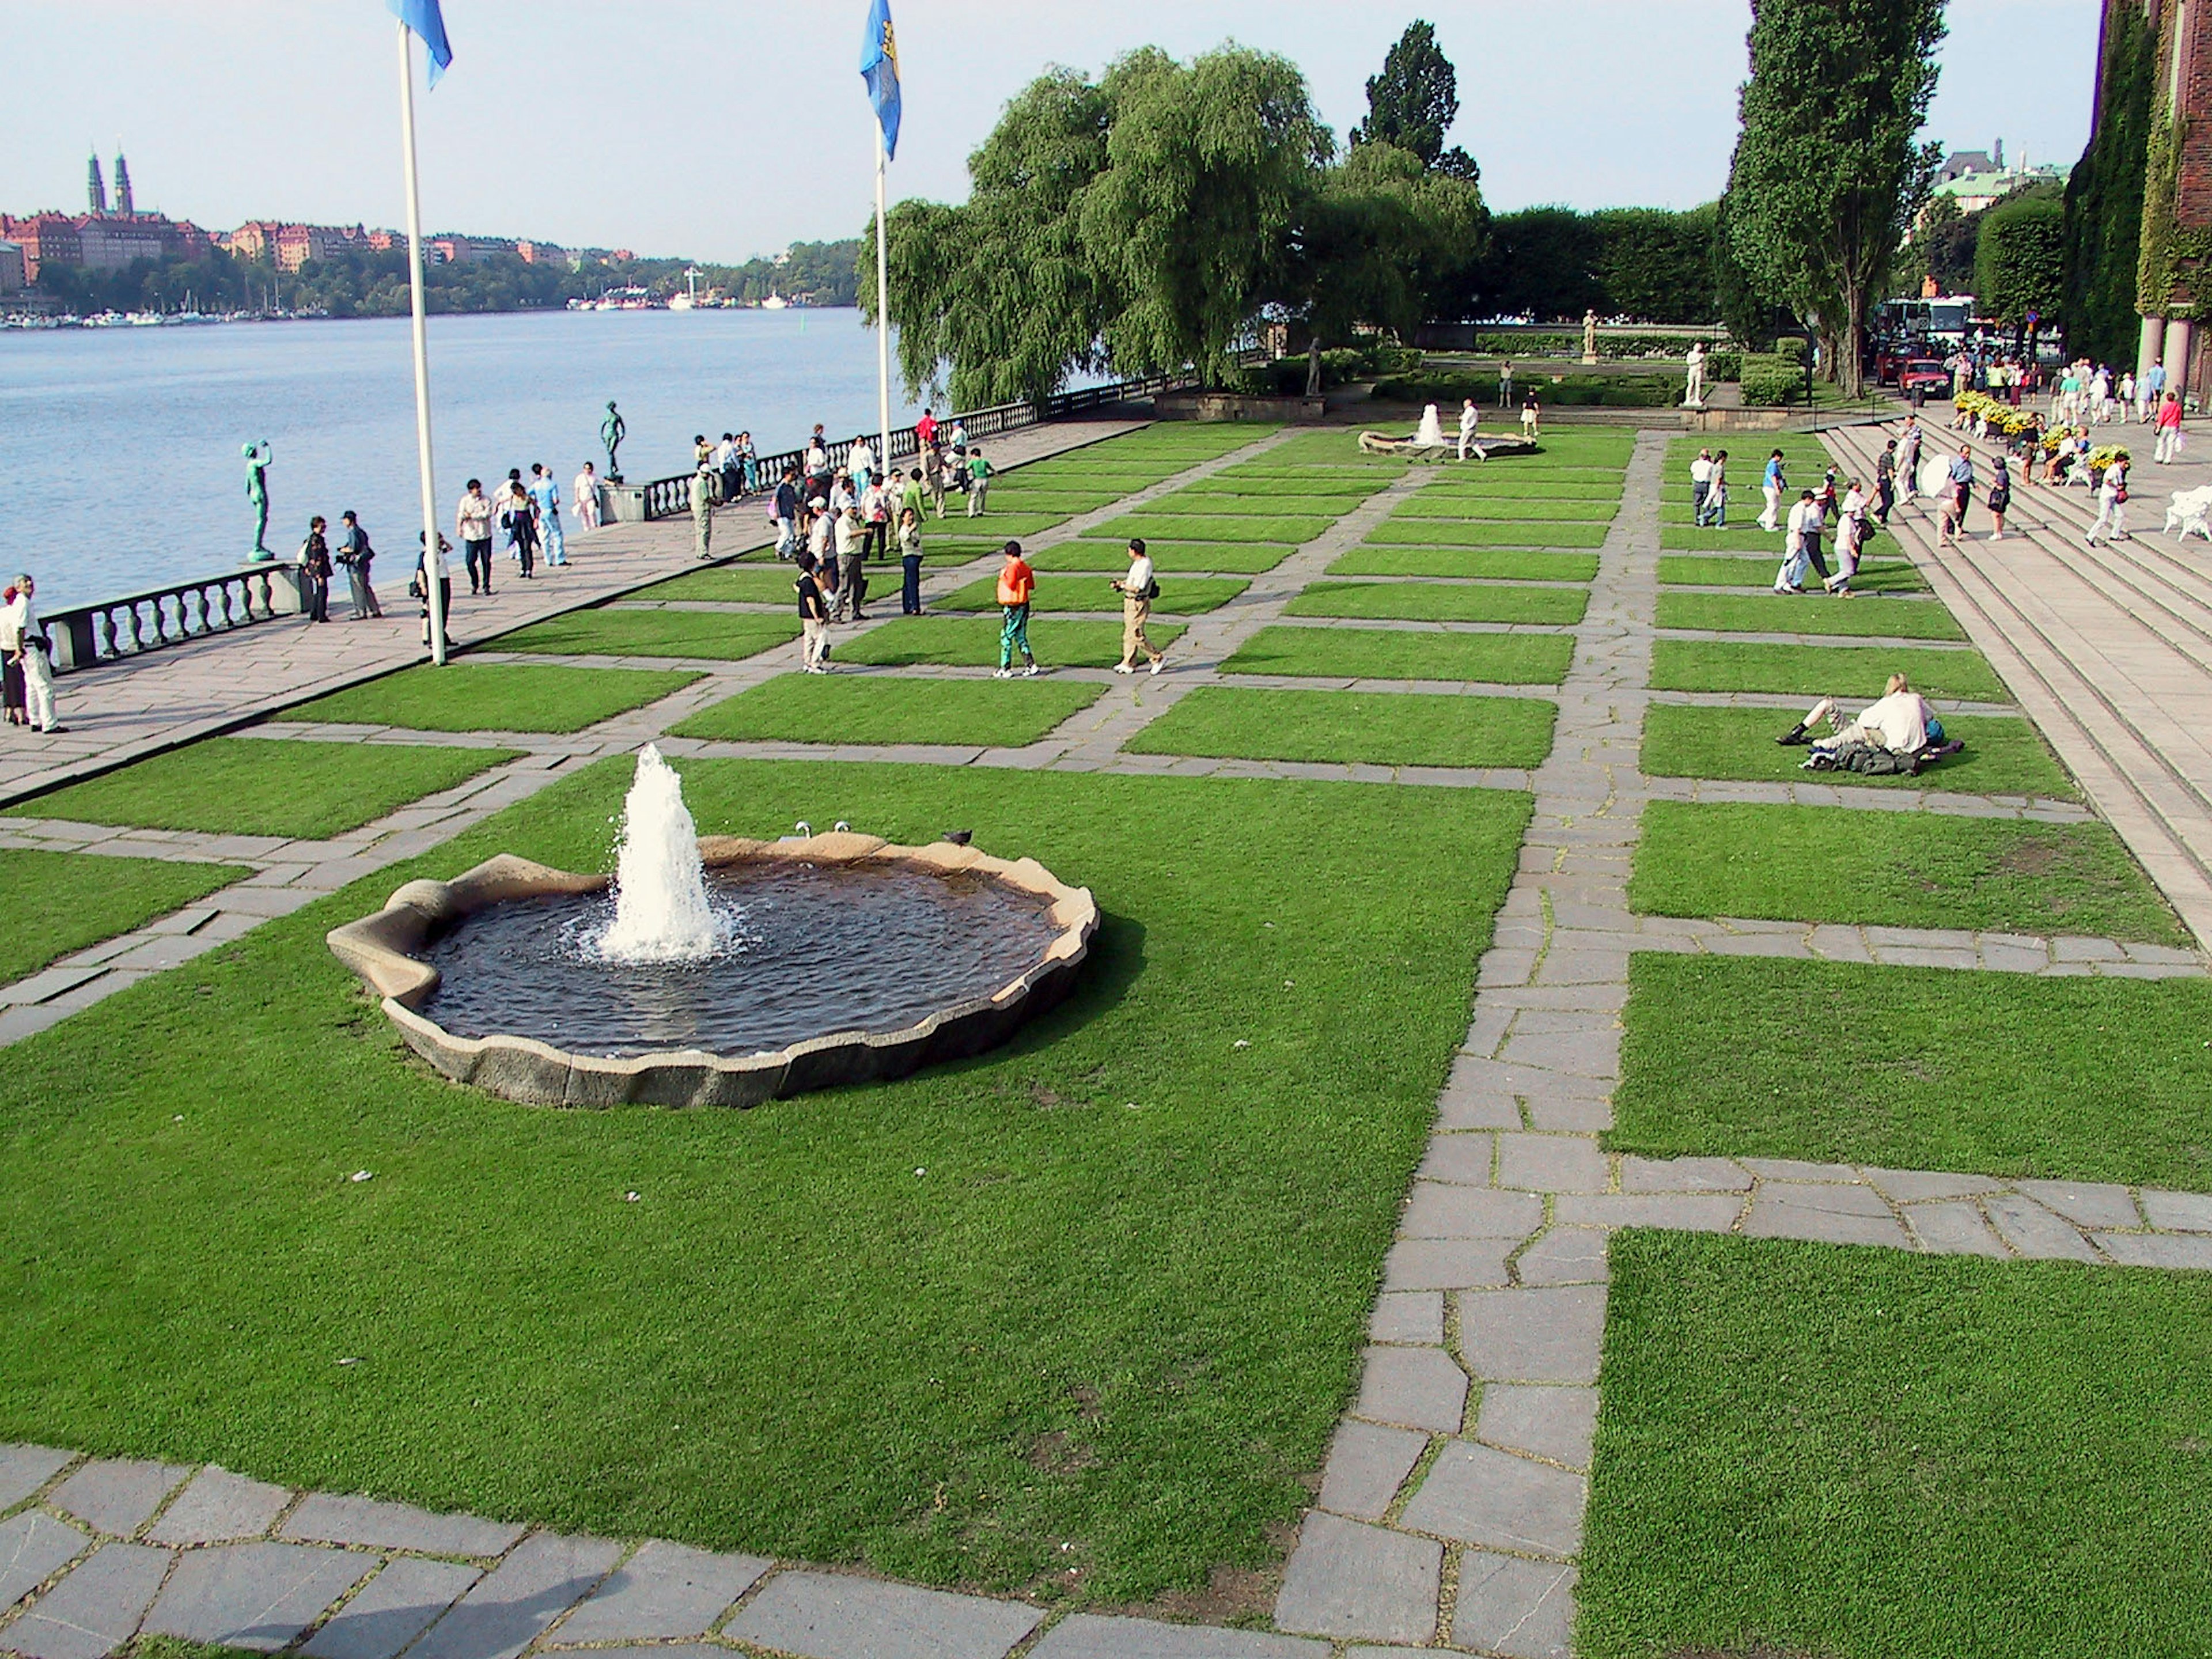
[604,484,650,525]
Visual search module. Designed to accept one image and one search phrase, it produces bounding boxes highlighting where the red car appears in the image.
[1898,358,1952,402]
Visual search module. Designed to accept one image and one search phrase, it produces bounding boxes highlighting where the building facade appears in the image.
[2100,0,2212,400]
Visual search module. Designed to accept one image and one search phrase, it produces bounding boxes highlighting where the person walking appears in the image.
[1874,439,1897,525]
[804,429,831,498]
[415,531,454,654]
[503,483,540,579]
[528,465,566,566]
[298,516,334,623]
[1519,392,1540,439]
[1497,360,1514,408]
[456,479,494,596]
[1986,452,2013,541]
[335,511,384,618]
[1113,537,1166,675]
[967,447,993,516]
[806,496,835,570]
[1690,448,1713,525]
[993,540,1038,678]
[690,454,715,562]
[573,461,602,532]
[1776,491,1819,592]
[897,506,926,615]
[2156,392,2185,463]
[796,563,832,672]
[850,434,876,492]
[2086,452,2130,544]
[736,431,757,497]
[1824,479,1868,595]
[771,468,801,559]
[862,475,891,565]
[901,465,928,531]
[0,582,24,727]
[1897,416,1923,504]
[715,433,742,505]
[2,577,59,733]
[1699,449,1729,527]
[1457,399,1480,461]
[498,471,532,570]
[835,505,868,620]
[1758,448,1787,532]
[916,406,940,452]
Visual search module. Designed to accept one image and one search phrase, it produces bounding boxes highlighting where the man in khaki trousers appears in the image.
[1113,537,1165,675]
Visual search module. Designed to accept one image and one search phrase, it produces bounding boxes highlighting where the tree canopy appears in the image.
[1724,0,1945,393]
[1974,193,2065,342]
[1349,21,1479,181]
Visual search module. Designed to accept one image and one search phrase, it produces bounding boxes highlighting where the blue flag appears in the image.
[859,0,900,160]
[388,0,454,87]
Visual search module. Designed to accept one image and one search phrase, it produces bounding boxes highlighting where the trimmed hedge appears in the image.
[1373,371,1681,408]
[1739,353,1808,406]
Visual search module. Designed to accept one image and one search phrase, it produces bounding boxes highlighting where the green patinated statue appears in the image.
[243,440,274,560]
[601,402,626,482]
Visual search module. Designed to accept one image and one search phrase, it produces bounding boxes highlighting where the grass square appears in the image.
[974,491,1120,516]
[1126,687,1556,769]
[0,848,248,984]
[1035,539,1297,574]
[1580,1229,2212,1658]
[0,758,1527,1604]
[925,511,1070,538]
[1654,592,1968,642]
[1369,518,1608,548]
[1389,497,1619,523]
[1647,641,2010,703]
[1639,704,2078,799]
[1413,480,1624,502]
[934,575,1248,616]
[1330,546,1601,582]
[833,616,1187,668]
[1287,580,1589,627]
[290,663,702,734]
[1658,554,1929,594]
[671,675,1103,748]
[1143,491,1367,517]
[1630,800,2185,942]
[1612,954,2212,1184]
[10,738,522,840]
[1092,513,1336,545]
[1660,524,1786,553]
[494,609,798,662]
[1222,625,1575,684]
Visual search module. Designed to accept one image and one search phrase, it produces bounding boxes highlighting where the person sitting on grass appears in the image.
[993,540,1039,679]
[1775,673,1960,774]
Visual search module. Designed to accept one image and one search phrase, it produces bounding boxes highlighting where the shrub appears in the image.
[1707,350,1744,380]
[1771,335,1809,365]
[1739,354,1807,406]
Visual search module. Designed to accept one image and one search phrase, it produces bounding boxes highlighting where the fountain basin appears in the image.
[1357,430,1541,461]
[326,831,1099,1108]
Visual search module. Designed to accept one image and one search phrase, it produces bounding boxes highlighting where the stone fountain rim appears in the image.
[324,830,1099,1108]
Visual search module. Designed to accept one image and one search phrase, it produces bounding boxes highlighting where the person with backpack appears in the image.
[1113,537,1166,675]
[298,516,334,623]
[503,477,541,578]
[335,510,384,619]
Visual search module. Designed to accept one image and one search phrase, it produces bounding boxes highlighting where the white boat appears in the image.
[760,293,788,311]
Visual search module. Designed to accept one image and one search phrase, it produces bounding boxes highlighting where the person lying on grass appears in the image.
[1775,673,1962,775]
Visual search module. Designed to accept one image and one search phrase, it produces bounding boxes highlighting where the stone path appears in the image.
[10,422,2212,1659]
[0,421,1145,811]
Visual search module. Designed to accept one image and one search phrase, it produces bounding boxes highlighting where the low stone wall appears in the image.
[1154,391,1328,423]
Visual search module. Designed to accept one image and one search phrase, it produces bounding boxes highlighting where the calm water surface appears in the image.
[0,308,926,611]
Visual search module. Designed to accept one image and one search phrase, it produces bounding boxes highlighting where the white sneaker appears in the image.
[994,668,1014,679]
[1149,658,1164,675]
[1021,664,1040,677]
[1113,662,1135,675]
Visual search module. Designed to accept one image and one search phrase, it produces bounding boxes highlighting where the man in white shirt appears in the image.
[454,479,494,596]
[1112,538,1165,675]
[1457,399,1480,461]
[850,435,876,490]
[1690,449,1714,524]
[1777,491,1819,592]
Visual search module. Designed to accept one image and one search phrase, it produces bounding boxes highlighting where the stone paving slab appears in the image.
[1029,1613,1326,1659]
[0,1514,89,1615]
[1367,1291,1444,1346]
[1396,1440,1585,1558]
[0,1450,72,1515]
[1,1541,171,1659]
[1316,1420,1428,1523]
[142,1541,371,1652]
[407,1532,621,1659]
[1354,1347,1468,1434]
[144,1467,293,1548]
[724,1571,1044,1659]
[279,1494,527,1559]
[1475,1384,1600,1471]
[300,1558,483,1659]
[1457,1287,1606,1385]
[47,1460,191,1540]
[1451,1551,1575,1659]
[1272,1513,1440,1644]
[548,1539,768,1645]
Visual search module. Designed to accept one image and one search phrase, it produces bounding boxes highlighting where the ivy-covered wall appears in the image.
[2065,1,2158,364]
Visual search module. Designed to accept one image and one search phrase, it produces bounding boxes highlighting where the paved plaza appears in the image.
[3,414,2211,1658]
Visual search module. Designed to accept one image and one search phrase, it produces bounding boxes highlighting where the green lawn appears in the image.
[1222,625,1575,684]
[1142,493,1365,517]
[1648,641,2010,702]
[1630,800,2185,943]
[1640,703,2077,799]
[1389,497,1619,522]
[629,568,816,604]
[1660,525,1786,553]
[671,675,1103,748]
[1091,514,1336,545]
[1611,955,2212,1185]
[9,738,522,840]
[974,491,1120,516]
[935,575,1249,616]
[1369,518,1608,548]
[922,511,1070,539]
[1658,554,1930,594]
[834,616,1187,669]
[1125,687,1557,770]
[1405,480,1626,502]
[0,758,1527,1605]
[1654,592,1968,642]
[290,663,702,735]
[1168,482,1378,503]
[0,849,248,984]
[1330,546,1600,583]
[1286,580,1589,626]
[493,609,799,662]
[1580,1230,2212,1659]
[1033,539,1297,574]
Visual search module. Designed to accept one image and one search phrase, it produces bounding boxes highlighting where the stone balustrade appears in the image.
[40,565,303,675]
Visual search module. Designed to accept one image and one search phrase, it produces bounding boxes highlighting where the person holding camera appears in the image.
[1113,537,1165,676]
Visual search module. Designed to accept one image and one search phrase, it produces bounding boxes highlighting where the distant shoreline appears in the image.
[1,303,865,335]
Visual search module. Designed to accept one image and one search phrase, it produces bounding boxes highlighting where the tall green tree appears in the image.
[2063,3,2157,365]
[1724,0,1945,395]
[1975,193,2065,349]
[1349,21,1479,180]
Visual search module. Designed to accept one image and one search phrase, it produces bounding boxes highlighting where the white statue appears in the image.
[1414,403,1447,447]
[1684,342,1707,408]
[1582,309,1599,364]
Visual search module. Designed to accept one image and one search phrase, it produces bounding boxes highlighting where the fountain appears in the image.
[327,748,1098,1108]
[1358,398,1540,463]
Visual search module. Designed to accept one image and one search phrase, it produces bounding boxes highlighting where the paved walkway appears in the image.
[0,420,1145,811]
[1822,415,2212,948]
[8,423,2212,1659]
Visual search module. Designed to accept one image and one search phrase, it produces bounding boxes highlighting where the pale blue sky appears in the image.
[6,1,2100,263]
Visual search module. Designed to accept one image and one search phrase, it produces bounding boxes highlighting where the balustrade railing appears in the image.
[634,370,1199,520]
[39,565,301,675]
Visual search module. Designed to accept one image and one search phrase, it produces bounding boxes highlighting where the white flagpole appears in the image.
[874,122,892,476]
[397,18,447,666]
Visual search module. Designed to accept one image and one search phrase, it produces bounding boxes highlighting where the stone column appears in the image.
[2139,315,2168,391]
[2165,319,2195,400]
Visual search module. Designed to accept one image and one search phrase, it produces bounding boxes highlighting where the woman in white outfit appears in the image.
[5,576,59,734]
[2085,455,2130,544]
[573,463,602,532]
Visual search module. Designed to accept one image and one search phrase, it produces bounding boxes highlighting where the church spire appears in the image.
[114,147,133,217]
[87,150,107,215]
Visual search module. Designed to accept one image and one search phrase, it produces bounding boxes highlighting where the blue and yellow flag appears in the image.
[388,0,454,86]
[859,0,900,160]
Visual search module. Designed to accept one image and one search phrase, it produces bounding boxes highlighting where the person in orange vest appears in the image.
[993,540,1039,677]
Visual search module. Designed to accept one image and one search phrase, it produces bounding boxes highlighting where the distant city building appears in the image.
[2,151,210,279]
[0,241,24,295]
[515,240,564,265]
[86,154,106,216]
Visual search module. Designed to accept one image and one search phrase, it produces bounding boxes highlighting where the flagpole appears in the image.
[874,123,892,479]
[397,18,447,666]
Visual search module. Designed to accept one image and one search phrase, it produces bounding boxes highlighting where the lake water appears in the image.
[0,308,929,612]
